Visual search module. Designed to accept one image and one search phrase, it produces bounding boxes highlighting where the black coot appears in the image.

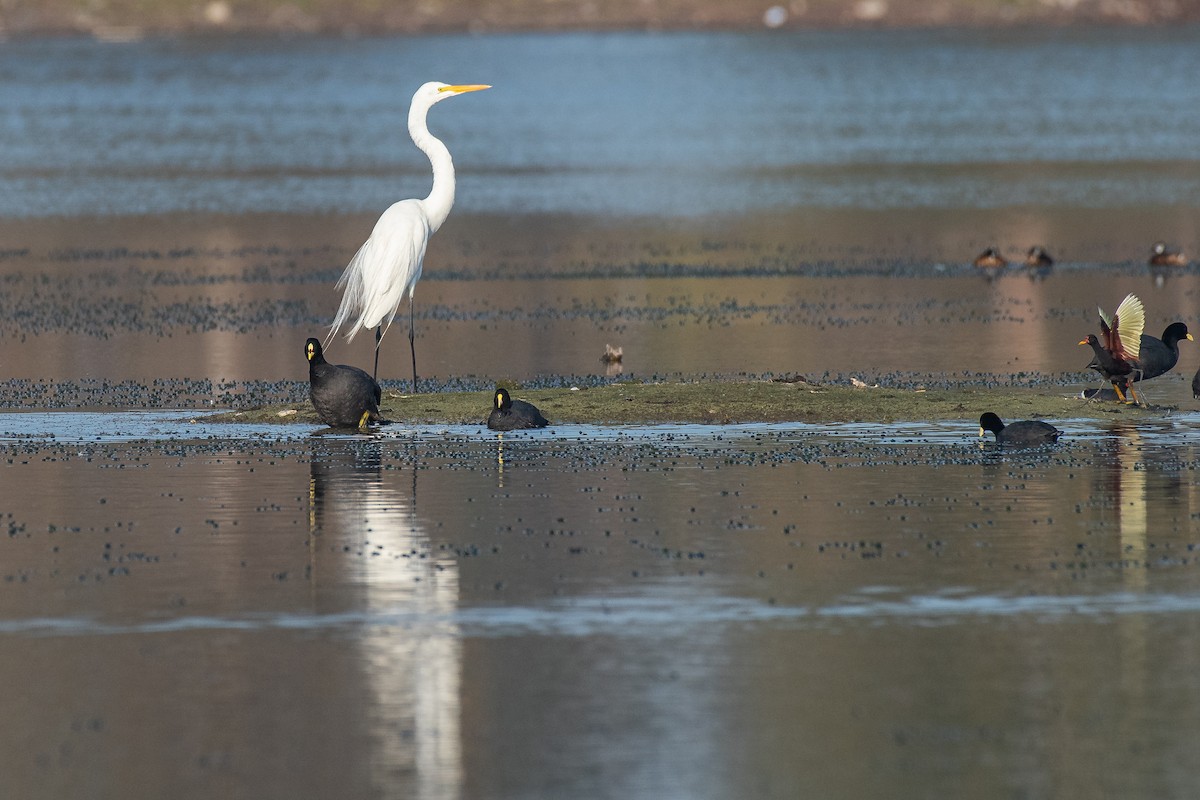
[1132,322,1192,383]
[305,338,382,429]
[978,412,1061,445]
[487,388,549,431]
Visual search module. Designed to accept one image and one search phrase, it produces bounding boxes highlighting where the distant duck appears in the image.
[973,247,1007,270]
[1148,242,1187,287]
[1149,242,1187,268]
[305,337,382,429]
[600,343,623,364]
[600,343,624,375]
[1024,246,1054,279]
[487,387,549,431]
[1024,246,1054,268]
[978,412,1061,446]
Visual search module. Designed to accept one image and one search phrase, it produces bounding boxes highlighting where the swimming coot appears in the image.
[978,412,1061,445]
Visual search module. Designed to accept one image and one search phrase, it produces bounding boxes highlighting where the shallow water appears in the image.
[4,416,1200,798]
[5,26,1200,800]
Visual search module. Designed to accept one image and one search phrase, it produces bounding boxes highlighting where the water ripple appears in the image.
[4,590,1198,639]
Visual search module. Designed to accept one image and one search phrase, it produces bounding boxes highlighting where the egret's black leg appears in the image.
[409,296,419,394]
[372,324,382,382]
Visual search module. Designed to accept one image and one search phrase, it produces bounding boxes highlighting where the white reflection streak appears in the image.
[310,447,462,799]
[1113,424,1147,591]
[1111,425,1149,726]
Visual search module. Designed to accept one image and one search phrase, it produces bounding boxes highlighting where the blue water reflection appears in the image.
[4,27,1200,216]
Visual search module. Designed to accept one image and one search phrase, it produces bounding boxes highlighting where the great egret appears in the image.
[327,81,491,392]
[486,388,549,431]
[305,337,382,429]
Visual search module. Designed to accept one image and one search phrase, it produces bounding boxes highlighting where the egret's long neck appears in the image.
[409,104,455,233]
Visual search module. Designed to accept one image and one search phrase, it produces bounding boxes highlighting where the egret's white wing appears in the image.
[329,199,431,342]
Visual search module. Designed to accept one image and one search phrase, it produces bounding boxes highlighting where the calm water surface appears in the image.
[4,416,1200,798]
[4,26,1200,800]
[3,27,1200,216]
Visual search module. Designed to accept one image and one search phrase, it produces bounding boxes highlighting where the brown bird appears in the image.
[1025,246,1054,268]
[1024,246,1054,280]
[973,247,1007,270]
[1149,242,1187,268]
[1080,293,1144,404]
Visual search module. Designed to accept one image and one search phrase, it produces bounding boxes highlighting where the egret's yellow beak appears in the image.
[441,84,491,94]
[978,427,985,438]
[1188,333,1195,342]
[1078,338,1089,346]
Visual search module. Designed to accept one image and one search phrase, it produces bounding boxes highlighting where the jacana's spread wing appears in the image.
[1111,293,1144,361]
[1098,307,1114,346]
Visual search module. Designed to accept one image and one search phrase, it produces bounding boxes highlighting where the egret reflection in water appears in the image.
[308,440,463,797]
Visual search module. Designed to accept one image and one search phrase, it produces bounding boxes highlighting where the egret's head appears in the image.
[414,81,491,109]
[494,388,511,410]
[305,337,321,362]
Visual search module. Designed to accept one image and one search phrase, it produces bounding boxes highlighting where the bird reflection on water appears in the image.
[307,440,462,796]
[1098,423,1148,589]
[496,434,505,490]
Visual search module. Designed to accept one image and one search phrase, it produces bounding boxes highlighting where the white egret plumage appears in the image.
[327,81,490,391]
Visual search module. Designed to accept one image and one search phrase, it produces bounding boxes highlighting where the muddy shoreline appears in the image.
[213,380,1174,427]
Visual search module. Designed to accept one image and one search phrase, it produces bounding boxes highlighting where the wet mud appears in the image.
[2,210,1199,413]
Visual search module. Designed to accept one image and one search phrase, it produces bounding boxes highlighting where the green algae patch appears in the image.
[207,380,1159,427]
